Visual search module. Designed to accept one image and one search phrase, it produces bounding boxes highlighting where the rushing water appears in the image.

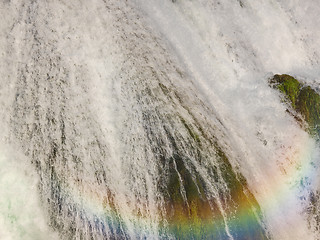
[1,0,320,239]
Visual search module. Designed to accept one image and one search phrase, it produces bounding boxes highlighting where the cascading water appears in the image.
[1,0,320,239]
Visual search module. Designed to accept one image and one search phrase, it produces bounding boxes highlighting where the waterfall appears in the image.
[1,0,320,239]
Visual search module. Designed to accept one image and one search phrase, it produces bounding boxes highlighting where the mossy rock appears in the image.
[296,86,320,134]
[270,74,301,108]
[161,129,269,239]
[270,74,320,138]
[140,85,269,238]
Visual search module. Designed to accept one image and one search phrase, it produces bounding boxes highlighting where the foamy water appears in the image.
[0,0,320,239]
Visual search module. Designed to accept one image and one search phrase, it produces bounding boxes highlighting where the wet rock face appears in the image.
[269,74,301,109]
[153,112,269,239]
[269,74,320,138]
[4,1,270,239]
[270,74,320,235]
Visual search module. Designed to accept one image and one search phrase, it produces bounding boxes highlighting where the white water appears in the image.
[0,0,320,239]
[136,1,320,239]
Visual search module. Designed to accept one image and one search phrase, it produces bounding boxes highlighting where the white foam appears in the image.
[0,145,58,240]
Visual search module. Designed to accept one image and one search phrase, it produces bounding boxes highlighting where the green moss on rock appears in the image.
[296,86,320,135]
[270,74,301,108]
[179,116,201,143]
[270,74,320,137]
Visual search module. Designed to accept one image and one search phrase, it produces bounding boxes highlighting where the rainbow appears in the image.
[44,129,318,239]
